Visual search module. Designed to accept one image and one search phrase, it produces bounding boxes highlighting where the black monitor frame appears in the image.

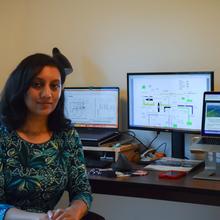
[64,86,120,129]
[127,72,214,158]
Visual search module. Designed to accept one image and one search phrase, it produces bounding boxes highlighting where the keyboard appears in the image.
[156,160,183,166]
[198,138,220,145]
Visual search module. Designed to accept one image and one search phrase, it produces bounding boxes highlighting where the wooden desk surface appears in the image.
[89,167,220,206]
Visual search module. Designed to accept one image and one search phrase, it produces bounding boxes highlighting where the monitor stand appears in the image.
[193,169,220,181]
[192,150,220,181]
[171,131,185,159]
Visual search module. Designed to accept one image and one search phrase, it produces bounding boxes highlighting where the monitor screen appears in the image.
[127,72,214,133]
[202,92,220,136]
[64,87,119,128]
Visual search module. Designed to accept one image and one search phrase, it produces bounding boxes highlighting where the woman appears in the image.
[0,53,103,220]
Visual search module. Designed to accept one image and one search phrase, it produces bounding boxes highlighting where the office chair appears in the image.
[52,47,73,75]
[82,211,105,220]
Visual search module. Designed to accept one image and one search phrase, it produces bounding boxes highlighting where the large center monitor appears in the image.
[127,72,214,158]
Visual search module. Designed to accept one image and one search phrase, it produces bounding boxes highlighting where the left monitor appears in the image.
[64,87,119,129]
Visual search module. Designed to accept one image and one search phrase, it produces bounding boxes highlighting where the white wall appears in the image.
[1,1,220,218]
[1,0,220,89]
[0,1,27,84]
[1,0,220,129]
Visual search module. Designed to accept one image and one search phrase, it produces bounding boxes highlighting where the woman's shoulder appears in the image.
[0,125,12,150]
[0,124,10,136]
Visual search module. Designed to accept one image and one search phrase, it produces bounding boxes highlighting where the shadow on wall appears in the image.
[81,56,107,86]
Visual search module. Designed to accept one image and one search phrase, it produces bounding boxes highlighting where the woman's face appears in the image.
[24,66,62,118]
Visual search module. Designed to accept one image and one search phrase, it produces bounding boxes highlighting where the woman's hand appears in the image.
[47,208,79,220]
[47,200,88,220]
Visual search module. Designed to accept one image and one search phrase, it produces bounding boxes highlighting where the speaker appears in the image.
[111,153,133,172]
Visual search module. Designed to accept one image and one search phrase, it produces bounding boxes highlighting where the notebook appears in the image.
[64,87,120,146]
[191,91,220,151]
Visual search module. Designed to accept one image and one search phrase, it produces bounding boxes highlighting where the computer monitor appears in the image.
[127,72,214,158]
[64,87,119,129]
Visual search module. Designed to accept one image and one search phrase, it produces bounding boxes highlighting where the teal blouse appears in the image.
[0,126,92,219]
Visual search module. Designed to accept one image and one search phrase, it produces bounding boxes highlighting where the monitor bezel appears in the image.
[127,71,214,134]
[64,86,120,129]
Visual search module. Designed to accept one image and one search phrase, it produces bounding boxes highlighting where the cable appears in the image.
[155,142,167,153]
[146,131,160,149]
[119,130,161,150]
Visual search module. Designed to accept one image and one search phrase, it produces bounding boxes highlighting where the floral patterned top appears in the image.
[0,126,92,219]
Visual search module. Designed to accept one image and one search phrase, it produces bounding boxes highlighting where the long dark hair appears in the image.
[0,53,72,131]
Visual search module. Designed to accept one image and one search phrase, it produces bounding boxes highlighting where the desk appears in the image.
[89,167,220,206]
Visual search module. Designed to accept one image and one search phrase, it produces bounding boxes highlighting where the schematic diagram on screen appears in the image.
[65,92,118,126]
[131,77,206,130]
